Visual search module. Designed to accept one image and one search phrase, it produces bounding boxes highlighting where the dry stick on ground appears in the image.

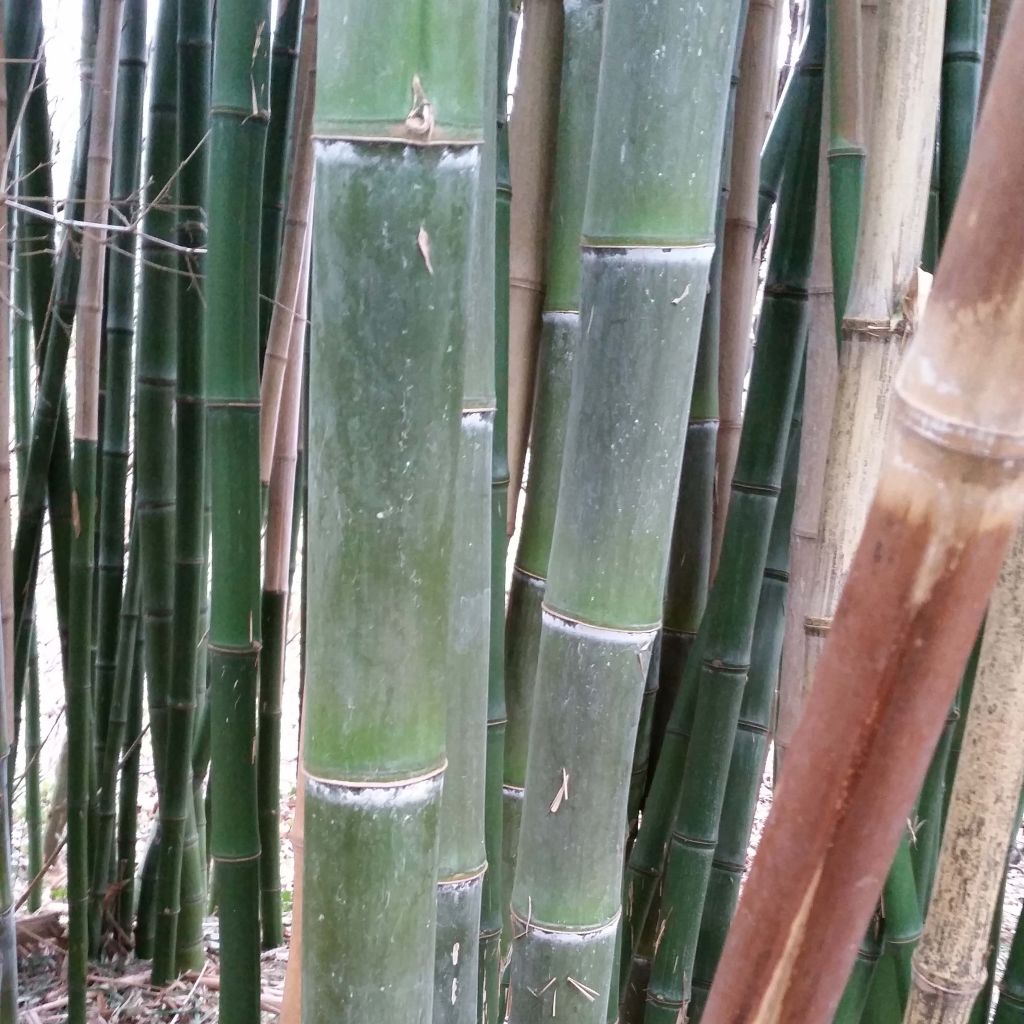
[904,524,1024,1024]
[712,0,780,574]
[258,0,317,489]
[702,7,1024,1019]
[505,0,563,535]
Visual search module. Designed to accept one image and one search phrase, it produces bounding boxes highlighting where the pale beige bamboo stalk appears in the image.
[801,0,946,706]
[0,12,13,747]
[75,0,123,446]
[260,0,317,487]
[774,103,835,771]
[903,524,1024,1024]
[712,0,779,573]
[506,0,563,535]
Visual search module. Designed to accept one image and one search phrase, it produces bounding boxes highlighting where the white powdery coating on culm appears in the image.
[514,912,620,948]
[305,770,443,809]
[540,606,658,649]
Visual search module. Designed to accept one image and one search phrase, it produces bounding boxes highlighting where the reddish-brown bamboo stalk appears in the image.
[702,10,1024,1020]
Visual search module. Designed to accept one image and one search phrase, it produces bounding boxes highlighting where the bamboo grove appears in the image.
[2,1,1024,1024]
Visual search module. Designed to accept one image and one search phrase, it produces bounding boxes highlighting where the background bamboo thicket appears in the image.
[3,2,1024,1024]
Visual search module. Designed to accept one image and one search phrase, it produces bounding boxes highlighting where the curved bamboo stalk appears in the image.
[702,6,1024,1016]
[506,3,744,1019]
[304,4,487,1020]
[258,0,316,488]
[505,0,563,534]
[67,1,124,1016]
[206,0,270,1016]
[500,0,602,969]
[258,214,310,949]
[713,0,780,572]
[903,526,1024,1024]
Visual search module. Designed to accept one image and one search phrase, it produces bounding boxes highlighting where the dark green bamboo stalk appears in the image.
[206,0,270,1016]
[833,925,884,1024]
[506,4,743,1020]
[939,0,987,245]
[12,155,43,914]
[134,0,181,981]
[159,0,212,977]
[686,379,803,1023]
[67,3,124,1018]
[116,626,144,936]
[93,0,146,862]
[258,0,302,361]
[304,6,486,1023]
[500,0,603,966]
[754,58,805,247]
[90,525,140,951]
[481,3,520,1017]
[922,135,941,275]
[643,57,819,1022]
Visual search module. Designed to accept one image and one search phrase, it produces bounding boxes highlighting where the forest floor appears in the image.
[9,507,1024,1021]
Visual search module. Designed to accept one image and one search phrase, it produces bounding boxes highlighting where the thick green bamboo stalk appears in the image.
[156,0,212,978]
[90,525,140,951]
[501,0,602,966]
[643,59,820,1021]
[939,0,987,245]
[258,0,302,360]
[67,3,124,1018]
[507,4,743,1020]
[904,526,1024,1024]
[304,5,486,1020]
[434,166,494,1024]
[206,0,269,1016]
[134,0,181,981]
[93,0,146,852]
[687,382,803,1023]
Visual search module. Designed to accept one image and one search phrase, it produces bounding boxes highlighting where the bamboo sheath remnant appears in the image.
[507,2,743,1020]
[702,4,1024,1017]
[304,3,487,1022]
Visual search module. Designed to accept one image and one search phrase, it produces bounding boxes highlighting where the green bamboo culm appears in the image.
[67,1,124,1018]
[500,0,603,967]
[481,2,520,1016]
[90,526,141,949]
[116,625,145,935]
[92,0,146,874]
[685,377,804,1023]
[939,0,987,245]
[133,0,182,982]
[165,0,212,974]
[206,0,270,1015]
[303,3,486,1021]
[642,47,820,1021]
[506,2,743,1019]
